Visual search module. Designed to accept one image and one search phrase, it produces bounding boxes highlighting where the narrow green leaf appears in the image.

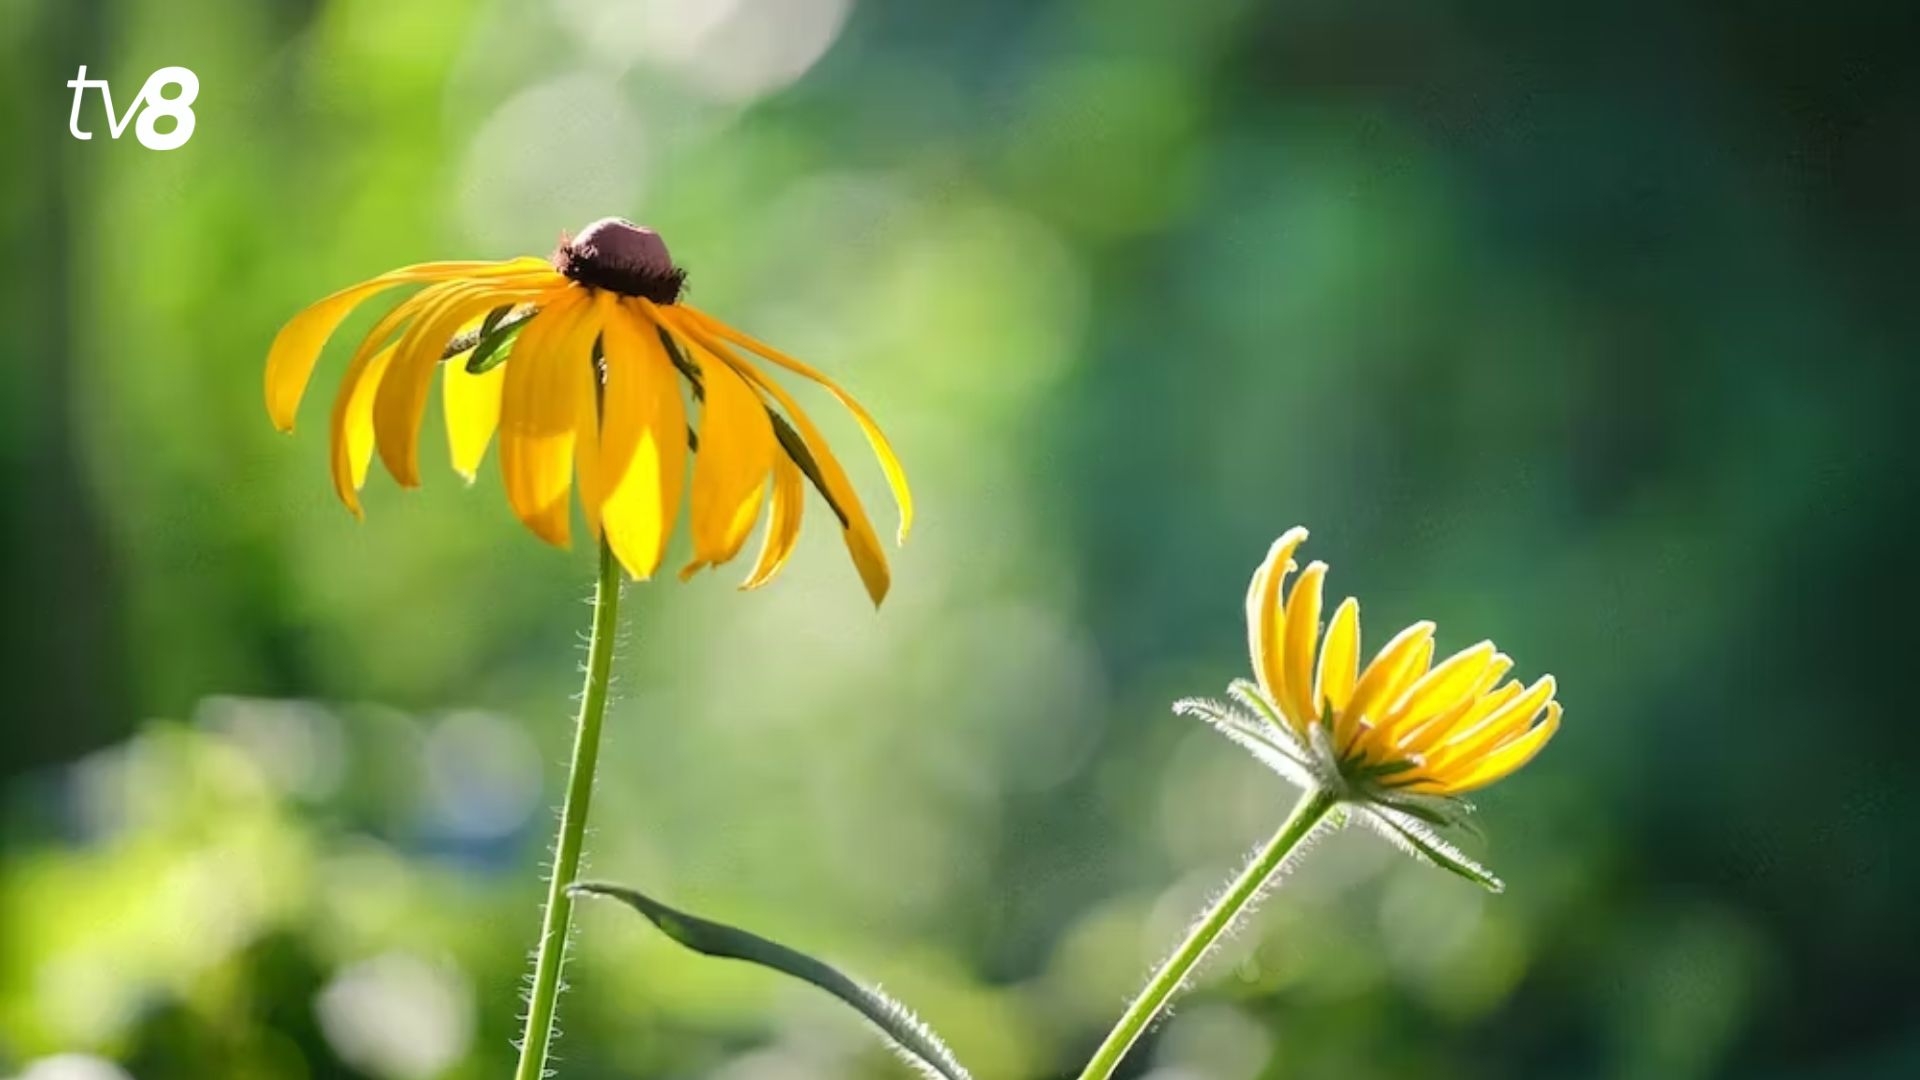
[1360,807,1505,893]
[441,303,512,360]
[461,307,536,373]
[571,881,973,1080]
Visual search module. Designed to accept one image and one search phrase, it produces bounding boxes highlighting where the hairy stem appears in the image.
[515,540,623,1080]
[1076,785,1339,1080]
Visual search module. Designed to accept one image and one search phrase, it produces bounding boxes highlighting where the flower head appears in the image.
[265,218,911,604]
[1181,527,1563,890]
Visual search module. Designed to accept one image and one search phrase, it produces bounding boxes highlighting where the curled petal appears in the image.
[742,454,806,590]
[1281,562,1327,730]
[1245,528,1309,717]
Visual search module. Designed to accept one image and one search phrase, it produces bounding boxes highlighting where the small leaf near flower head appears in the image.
[462,307,536,374]
[1358,806,1505,893]
[571,882,974,1080]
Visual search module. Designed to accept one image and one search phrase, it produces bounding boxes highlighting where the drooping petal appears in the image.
[592,297,689,579]
[680,306,913,543]
[742,453,805,590]
[1281,562,1328,729]
[322,279,466,510]
[1318,596,1361,719]
[444,358,508,481]
[671,327,775,578]
[328,343,398,515]
[375,279,548,487]
[499,290,594,546]
[265,258,553,430]
[662,306,892,605]
[1245,528,1309,714]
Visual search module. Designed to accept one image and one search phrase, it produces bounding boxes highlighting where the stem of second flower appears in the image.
[1075,784,1340,1080]
[515,539,624,1080]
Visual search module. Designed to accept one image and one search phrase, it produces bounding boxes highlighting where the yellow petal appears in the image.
[1376,641,1497,745]
[327,343,398,516]
[265,258,555,430]
[681,306,913,544]
[671,326,774,577]
[593,297,689,579]
[1318,596,1361,719]
[1340,621,1436,754]
[499,291,594,547]
[663,306,893,606]
[1381,636,1435,712]
[1443,702,1561,794]
[573,352,605,545]
[1429,675,1557,772]
[319,279,469,510]
[444,358,508,480]
[1396,653,1513,754]
[742,453,806,590]
[1244,527,1309,714]
[1281,562,1327,729]
[375,281,546,488]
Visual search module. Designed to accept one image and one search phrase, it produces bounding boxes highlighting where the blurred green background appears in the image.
[3,0,1916,1077]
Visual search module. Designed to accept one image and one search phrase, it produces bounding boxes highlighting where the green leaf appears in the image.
[461,307,536,373]
[571,882,973,1080]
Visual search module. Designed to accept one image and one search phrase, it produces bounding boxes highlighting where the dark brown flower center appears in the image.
[553,217,687,303]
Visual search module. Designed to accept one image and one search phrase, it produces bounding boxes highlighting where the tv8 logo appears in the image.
[66,65,198,151]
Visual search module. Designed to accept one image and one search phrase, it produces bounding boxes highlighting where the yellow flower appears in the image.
[1242,526,1560,795]
[1181,526,1563,889]
[264,219,911,604]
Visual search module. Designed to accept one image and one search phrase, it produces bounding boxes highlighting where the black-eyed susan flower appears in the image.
[1180,525,1562,890]
[1079,528,1565,1080]
[264,218,911,604]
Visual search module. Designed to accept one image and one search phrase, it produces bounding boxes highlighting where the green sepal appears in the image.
[1360,807,1505,893]
[571,881,973,1080]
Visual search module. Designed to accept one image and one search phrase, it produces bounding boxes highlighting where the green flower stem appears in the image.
[515,539,623,1080]
[1076,785,1340,1080]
